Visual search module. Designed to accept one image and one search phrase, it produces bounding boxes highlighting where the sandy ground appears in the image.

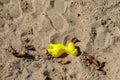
[0,0,120,80]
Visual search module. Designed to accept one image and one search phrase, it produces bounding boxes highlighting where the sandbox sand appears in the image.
[0,0,120,80]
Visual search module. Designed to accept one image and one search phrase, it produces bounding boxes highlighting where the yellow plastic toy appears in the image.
[48,42,78,57]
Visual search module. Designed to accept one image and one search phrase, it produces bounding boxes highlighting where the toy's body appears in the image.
[48,42,78,57]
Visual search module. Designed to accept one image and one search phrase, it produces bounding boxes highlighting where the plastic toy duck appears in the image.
[47,37,79,57]
[48,42,77,57]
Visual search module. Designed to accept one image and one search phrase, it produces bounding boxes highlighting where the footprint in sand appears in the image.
[94,26,110,48]
[87,17,113,49]
[20,0,33,13]
[47,11,64,30]
[21,31,28,38]
[54,0,65,13]
[63,35,70,45]
[50,32,75,45]
[63,34,74,45]
[50,33,63,43]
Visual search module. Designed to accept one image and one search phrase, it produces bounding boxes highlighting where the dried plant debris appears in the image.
[7,46,26,57]
[7,46,18,55]
[45,76,52,80]
[24,37,30,43]
[7,46,34,59]
[17,51,35,59]
[17,51,28,57]
[28,27,33,35]
[71,37,80,44]
[58,60,71,65]
[42,48,54,59]
[42,48,48,54]
[25,45,35,51]
[23,37,35,51]
[83,51,106,75]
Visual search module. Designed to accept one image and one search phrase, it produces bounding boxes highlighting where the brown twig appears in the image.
[58,60,71,65]
[25,45,35,51]
[28,27,33,35]
[71,37,80,44]
[24,37,30,43]
[83,51,106,75]
[15,51,27,57]
[7,45,35,59]
[7,46,18,55]
[7,46,28,57]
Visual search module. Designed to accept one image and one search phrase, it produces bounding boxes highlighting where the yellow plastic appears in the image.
[48,42,78,57]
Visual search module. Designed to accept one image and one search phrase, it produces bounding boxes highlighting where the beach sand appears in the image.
[0,0,120,80]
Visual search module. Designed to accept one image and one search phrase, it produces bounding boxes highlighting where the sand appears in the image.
[0,0,120,80]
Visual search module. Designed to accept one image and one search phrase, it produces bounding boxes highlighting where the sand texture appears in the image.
[0,0,120,80]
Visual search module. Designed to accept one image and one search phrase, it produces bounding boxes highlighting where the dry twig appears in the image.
[83,51,106,75]
[7,46,18,55]
[25,45,35,50]
[28,27,33,35]
[24,37,30,43]
[15,51,27,57]
[58,60,71,65]
[71,37,80,44]
[7,46,28,57]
